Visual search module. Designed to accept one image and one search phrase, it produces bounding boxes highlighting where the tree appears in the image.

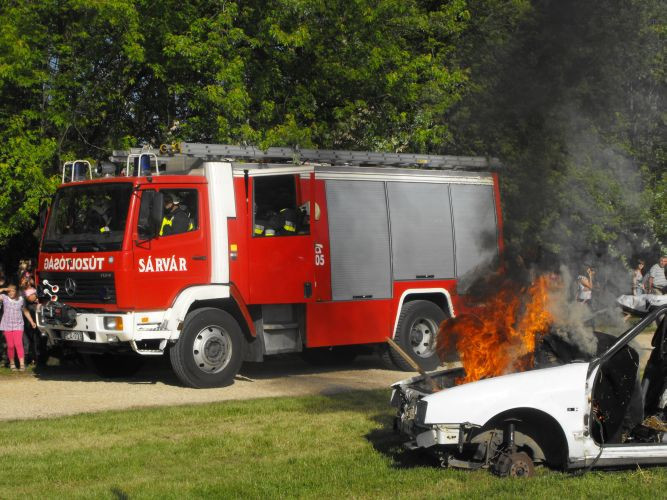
[446,0,666,266]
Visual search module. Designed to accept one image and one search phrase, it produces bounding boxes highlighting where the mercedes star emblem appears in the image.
[64,277,77,297]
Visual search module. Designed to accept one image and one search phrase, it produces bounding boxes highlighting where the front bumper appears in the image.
[390,386,464,450]
[37,303,175,355]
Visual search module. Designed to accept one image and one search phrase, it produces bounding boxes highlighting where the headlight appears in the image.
[103,316,124,330]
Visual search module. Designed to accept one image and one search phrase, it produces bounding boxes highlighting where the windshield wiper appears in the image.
[42,239,69,252]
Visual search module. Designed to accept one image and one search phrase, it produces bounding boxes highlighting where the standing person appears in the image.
[647,255,667,295]
[0,270,6,367]
[20,272,41,365]
[631,259,646,296]
[0,285,37,371]
[576,265,595,305]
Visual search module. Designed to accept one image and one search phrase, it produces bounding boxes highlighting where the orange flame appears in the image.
[436,275,553,384]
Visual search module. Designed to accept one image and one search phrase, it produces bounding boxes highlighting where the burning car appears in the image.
[390,304,667,476]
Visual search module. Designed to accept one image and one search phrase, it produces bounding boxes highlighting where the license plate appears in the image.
[63,331,84,341]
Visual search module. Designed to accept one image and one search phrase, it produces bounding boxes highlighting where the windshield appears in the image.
[42,183,133,252]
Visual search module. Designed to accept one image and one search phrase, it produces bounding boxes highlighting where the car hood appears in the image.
[406,362,591,425]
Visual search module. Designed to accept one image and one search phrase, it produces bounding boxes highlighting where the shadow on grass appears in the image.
[364,412,439,470]
[110,487,130,500]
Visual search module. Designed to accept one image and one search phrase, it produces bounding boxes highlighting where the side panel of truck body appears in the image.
[226,165,501,347]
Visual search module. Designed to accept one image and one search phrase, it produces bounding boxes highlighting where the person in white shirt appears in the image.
[648,255,667,294]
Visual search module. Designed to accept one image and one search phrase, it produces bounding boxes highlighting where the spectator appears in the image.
[0,284,37,371]
[648,255,667,295]
[631,259,646,296]
[576,265,595,305]
[20,272,43,365]
[0,270,5,367]
[16,259,31,283]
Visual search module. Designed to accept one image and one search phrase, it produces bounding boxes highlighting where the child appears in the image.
[0,284,37,371]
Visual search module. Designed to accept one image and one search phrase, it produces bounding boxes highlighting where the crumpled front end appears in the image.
[390,367,471,451]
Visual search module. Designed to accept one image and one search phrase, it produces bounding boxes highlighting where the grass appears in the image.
[0,390,665,499]
[0,364,35,378]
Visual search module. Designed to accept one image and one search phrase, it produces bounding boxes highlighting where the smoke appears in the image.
[507,110,662,311]
[544,266,598,356]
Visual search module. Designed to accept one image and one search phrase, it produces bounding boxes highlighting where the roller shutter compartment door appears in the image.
[450,184,499,289]
[325,180,392,300]
[387,182,455,280]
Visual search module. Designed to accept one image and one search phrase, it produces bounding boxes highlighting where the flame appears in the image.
[436,275,553,384]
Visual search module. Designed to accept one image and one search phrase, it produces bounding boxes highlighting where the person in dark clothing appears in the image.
[0,270,6,367]
[160,193,191,236]
[86,199,112,234]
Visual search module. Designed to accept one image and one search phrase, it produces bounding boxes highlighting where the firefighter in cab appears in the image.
[160,193,191,236]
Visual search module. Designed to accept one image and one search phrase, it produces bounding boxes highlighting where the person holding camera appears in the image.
[576,264,595,306]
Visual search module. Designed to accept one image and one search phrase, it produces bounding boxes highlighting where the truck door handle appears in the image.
[192,255,207,261]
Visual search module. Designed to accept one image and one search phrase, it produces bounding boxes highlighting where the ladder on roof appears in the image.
[111,142,500,171]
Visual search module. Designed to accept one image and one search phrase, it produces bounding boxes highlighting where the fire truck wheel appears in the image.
[83,353,145,378]
[170,308,244,388]
[390,300,445,371]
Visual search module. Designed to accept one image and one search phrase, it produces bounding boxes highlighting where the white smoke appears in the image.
[545,266,598,356]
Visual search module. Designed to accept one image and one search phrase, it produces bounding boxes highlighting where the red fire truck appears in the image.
[36,143,503,388]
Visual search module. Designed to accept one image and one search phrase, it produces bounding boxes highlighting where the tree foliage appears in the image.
[447,0,666,263]
[0,0,664,269]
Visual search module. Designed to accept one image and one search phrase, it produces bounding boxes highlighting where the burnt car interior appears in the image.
[591,311,667,445]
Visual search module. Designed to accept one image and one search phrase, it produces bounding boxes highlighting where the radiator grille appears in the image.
[39,271,116,304]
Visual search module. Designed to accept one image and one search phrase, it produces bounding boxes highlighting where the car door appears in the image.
[247,173,315,304]
[586,309,667,465]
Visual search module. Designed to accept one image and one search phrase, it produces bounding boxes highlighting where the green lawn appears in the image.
[1,390,665,499]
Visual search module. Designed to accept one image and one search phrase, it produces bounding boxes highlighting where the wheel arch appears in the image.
[481,407,570,470]
[391,288,453,339]
[166,284,255,341]
[185,287,255,341]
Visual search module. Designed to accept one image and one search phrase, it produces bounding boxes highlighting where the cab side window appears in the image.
[137,189,156,240]
[253,175,308,236]
[160,189,198,237]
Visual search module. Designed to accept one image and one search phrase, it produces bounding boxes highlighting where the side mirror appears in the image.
[38,201,49,233]
[137,191,164,240]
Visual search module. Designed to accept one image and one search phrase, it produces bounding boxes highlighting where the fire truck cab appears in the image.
[37,143,502,388]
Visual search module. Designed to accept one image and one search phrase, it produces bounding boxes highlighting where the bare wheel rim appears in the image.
[192,325,233,374]
[509,452,534,477]
[408,317,438,358]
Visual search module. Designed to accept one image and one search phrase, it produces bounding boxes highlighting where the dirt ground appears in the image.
[1,331,654,422]
[0,354,409,421]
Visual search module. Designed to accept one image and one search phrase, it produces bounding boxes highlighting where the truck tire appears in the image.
[170,308,244,388]
[83,353,145,378]
[389,300,445,371]
[379,344,400,370]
